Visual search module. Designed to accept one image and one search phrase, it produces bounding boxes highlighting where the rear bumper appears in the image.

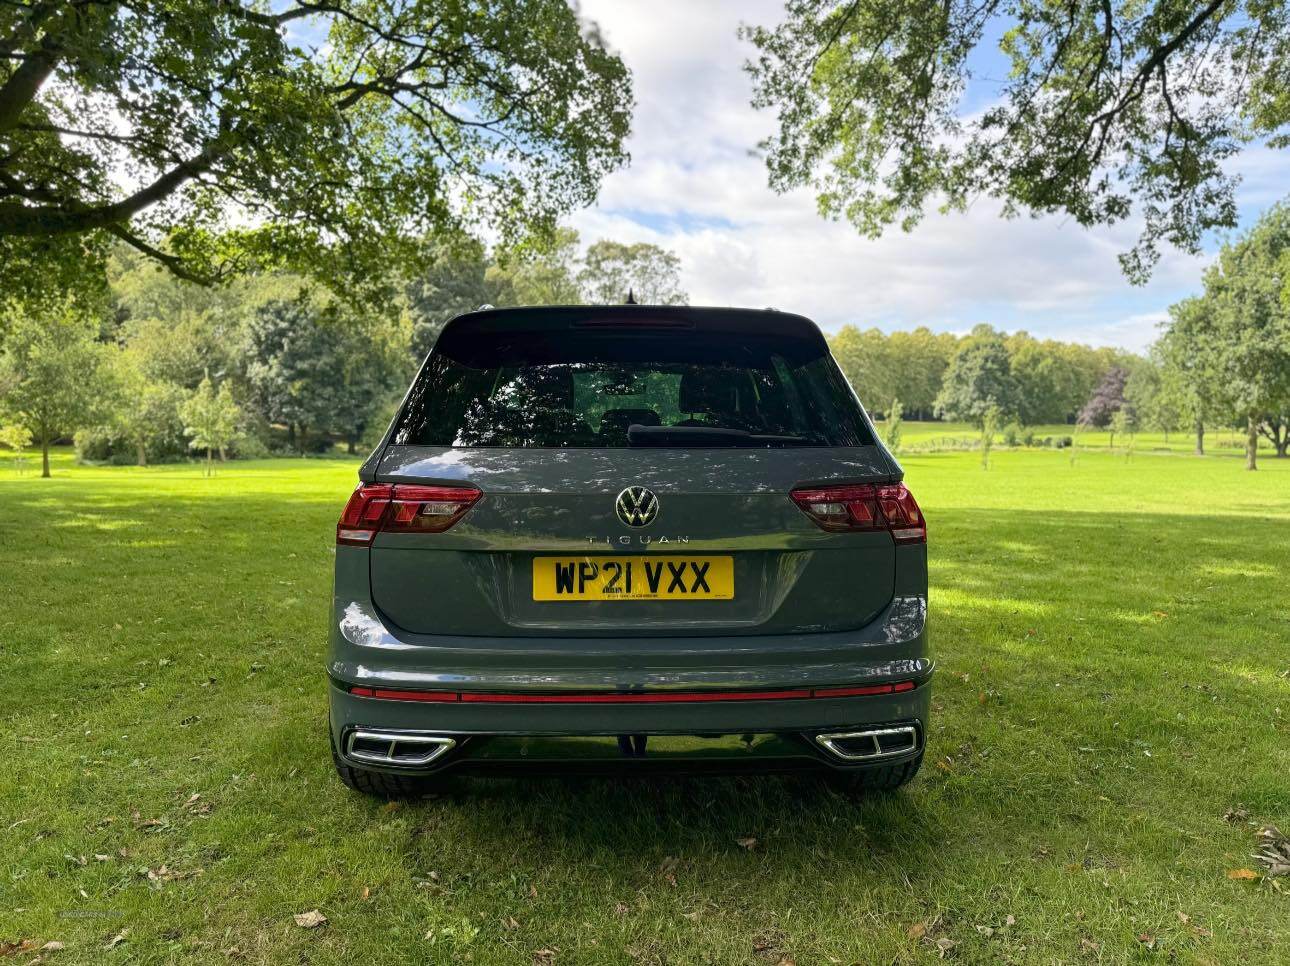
[327,580,931,776]
[329,682,930,776]
[329,593,931,693]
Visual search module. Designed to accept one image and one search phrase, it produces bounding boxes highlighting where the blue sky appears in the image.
[567,0,1288,351]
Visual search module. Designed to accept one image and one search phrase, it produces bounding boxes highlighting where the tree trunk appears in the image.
[1245,414,1258,471]
[1268,420,1288,457]
[298,424,308,454]
[41,432,50,478]
[1194,420,1204,456]
[206,445,213,476]
[219,445,227,462]
[136,441,147,467]
[287,422,296,447]
[347,435,356,455]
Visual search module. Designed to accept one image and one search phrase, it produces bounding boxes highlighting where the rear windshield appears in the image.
[391,327,874,448]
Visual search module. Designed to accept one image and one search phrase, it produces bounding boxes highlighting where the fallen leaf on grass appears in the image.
[906,923,927,941]
[1079,938,1100,954]
[1222,806,1249,823]
[0,939,39,957]
[131,811,167,831]
[41,941,64,952]
[1254,825,1290,876]
[143,865,202,884]
[532,949,557,965]
[105,930,128,950]
[1137,933,1156,950]
[735,836,758,851]
[934,937,956,957]
[292,910,327,929]
[1226,868,1259,880]
[752,928,794,960]
[974,925,994,938]
[501,916,520,931]
[658,856,679,886]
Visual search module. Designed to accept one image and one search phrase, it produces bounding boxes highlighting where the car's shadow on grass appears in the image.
[376,770,944,886]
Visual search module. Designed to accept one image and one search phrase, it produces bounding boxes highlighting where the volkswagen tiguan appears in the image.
[328,305,931,795]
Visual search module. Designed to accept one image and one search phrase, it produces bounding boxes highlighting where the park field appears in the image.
[1,447,1287,963]
[871,420,1267,455]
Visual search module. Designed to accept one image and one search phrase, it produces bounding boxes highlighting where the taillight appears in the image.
[337,483,481,546]
[790,482,925,542]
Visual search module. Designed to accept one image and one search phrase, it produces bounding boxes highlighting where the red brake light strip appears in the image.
[347,680,917,703]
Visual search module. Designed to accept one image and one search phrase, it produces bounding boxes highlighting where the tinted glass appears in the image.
[391,328,874,448]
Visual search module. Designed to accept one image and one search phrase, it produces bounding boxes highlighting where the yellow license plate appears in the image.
[533,556,734,602]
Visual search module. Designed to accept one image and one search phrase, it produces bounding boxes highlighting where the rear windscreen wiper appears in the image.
[627,425,812,447]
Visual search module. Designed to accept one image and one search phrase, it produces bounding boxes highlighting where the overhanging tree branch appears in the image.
[0,47,59,132]
[104,222,215,284]
[0,138,229,235]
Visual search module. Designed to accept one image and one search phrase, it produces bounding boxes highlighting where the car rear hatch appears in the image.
[356,306,909,639]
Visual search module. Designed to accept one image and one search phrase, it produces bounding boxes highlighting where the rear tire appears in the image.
[330,744,447,799]
[827,752,922,795]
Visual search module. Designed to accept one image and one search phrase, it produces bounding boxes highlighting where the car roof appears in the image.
[438,304,827,346]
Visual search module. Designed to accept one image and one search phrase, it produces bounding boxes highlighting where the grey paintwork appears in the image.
[364,445,903,638]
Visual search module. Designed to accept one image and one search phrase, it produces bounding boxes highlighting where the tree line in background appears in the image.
[832,203,1290,471]
[0,233,686,477]
[2,203,1287,475]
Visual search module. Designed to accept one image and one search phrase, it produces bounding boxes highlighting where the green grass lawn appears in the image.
[873,420,1266,456]
[1,447,1287,964]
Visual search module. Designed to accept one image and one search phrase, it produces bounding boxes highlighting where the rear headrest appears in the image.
[679,369,739,414]
[598,408,661,436]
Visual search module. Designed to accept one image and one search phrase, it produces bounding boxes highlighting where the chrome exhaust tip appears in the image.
[345,729,456,768]
[815,725,919,762]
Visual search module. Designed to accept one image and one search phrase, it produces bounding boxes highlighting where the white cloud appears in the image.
[572,0,1271,351]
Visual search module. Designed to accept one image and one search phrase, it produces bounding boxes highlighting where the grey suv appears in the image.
[328,305,930,796]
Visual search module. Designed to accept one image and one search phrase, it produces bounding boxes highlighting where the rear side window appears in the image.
[391,328,874,448]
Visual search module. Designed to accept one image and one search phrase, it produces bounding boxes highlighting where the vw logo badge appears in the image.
[615,486,659,528]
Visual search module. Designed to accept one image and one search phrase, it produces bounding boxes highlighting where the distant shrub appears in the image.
[229,433,272,460]
[1002,422,1022,447]
[74,425,188,464]
[884,398,904,454]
